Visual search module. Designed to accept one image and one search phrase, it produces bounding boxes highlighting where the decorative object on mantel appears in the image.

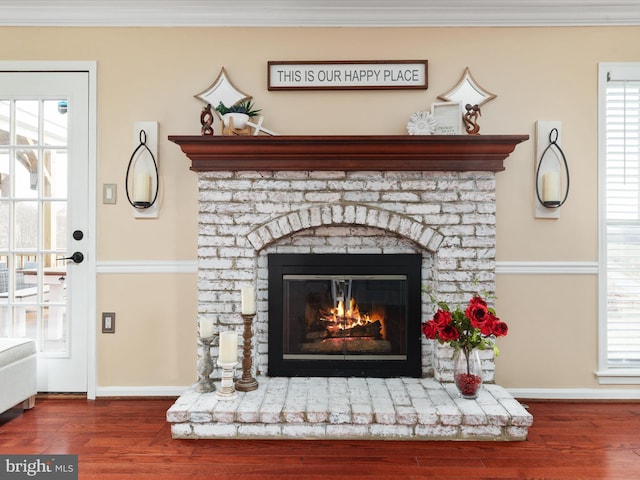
[535,122,569,218]
[215,100,261,135]
[194,67,277,137]
[235,286,259,391]
[406,110,436,135]
[438,67,496,136]
[194,67,251,114]
[438,67,497,107]
[463,103,482,135]
[431,102,463,135]
[422,293,508,399]
[200,104,214,136]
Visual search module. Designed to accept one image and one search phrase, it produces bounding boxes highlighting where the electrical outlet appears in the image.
[102,312,115,333]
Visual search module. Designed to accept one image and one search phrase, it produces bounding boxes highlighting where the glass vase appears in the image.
[453,347,483,399]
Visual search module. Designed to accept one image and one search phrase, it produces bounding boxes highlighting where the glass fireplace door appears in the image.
[268,253,422,378]
[282,275,408,361]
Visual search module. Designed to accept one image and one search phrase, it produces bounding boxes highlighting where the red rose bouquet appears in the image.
[422,294,508,353]
[422,294,508,398]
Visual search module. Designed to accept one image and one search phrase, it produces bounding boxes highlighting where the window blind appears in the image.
[605,77,640,366]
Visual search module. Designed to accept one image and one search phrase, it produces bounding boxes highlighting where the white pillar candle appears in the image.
[542,171,561,203]
[219,331,238,364]
[134,172,151,203]
[200,319,214,338]
[241,286,256,315]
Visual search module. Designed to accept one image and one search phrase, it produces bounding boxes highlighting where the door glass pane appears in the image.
[14,100,38,145]
[43,201,67,252]
[0,101,8,146]
[43,100,68,146]
[42,149,67,198]
[14,201,38,249]
[14,148,38,199]
[0,202,7,249]
[0,149,8,198]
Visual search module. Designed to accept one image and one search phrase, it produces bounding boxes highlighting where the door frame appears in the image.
[0,61,97,399]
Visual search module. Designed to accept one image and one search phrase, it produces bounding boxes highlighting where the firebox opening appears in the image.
[268,254,422,378]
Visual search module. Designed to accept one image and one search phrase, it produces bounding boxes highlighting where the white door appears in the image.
[0,71,92,392]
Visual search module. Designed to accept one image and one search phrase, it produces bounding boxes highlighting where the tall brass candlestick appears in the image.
[235,313,259,392]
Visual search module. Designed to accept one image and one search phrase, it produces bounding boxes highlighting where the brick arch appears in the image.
[246,203,444,253]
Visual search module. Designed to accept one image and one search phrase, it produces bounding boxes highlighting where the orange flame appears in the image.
[323,297,385,337]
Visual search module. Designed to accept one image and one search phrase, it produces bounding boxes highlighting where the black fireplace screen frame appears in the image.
[268,253,422,378]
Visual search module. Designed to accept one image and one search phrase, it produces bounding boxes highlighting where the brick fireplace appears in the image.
[166,134,533,440]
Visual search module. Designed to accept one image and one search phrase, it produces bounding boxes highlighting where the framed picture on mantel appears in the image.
[431,102,463,135]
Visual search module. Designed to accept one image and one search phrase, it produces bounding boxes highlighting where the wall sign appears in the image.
[268,60,428,91]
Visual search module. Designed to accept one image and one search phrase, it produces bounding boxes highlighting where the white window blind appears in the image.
[605,70,640,367]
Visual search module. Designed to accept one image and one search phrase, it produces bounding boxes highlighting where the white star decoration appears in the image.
[194,67,251,114]
[438,67,497,107]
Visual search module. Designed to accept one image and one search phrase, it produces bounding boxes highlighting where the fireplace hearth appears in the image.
[268,253,422,377]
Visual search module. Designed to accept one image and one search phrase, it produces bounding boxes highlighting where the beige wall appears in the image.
[2,25,637,391]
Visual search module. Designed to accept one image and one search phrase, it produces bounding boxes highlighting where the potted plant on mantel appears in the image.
[421,293,508,399]
[215,100,261,130]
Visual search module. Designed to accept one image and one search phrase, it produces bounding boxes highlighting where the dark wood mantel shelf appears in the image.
[168,134,529,172]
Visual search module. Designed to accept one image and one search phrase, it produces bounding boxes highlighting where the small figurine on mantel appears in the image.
[464,103,481,135]
[200,104,214,136]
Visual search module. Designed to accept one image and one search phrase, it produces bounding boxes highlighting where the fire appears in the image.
[321,298,385,338]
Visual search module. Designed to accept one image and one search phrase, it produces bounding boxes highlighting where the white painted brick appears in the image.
[345,191,380,202]
[460,424,504,438]
[414,424,459,439]
[368,424,413,438]
[396,406,418,425]
[238,423,282,437]
[166,404,189,423]
[282,424,327,438]
[193,423,238,438]
[505,426,530,440]
[351,403,374,424]
[326,424,370,438]
[171,423,194,438]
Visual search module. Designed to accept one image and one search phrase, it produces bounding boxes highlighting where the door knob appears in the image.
[58,252,84,264]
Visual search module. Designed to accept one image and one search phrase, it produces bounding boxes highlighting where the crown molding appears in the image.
[1,0,639,27]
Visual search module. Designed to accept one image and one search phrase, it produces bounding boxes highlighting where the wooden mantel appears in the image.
[168,134,529,172]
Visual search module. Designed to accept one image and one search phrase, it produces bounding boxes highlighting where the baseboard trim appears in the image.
[508,387,640,400]
[95,386,189,397]
[96,385,640,401]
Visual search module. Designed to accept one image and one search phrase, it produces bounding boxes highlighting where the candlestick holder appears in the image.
[235,313,259,392]
[216,361,238,399]
[196,336,216,393]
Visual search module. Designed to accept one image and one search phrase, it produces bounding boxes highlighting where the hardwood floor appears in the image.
[1,398,639,479]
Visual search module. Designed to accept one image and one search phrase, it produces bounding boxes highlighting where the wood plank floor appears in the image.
[1,398,639,479]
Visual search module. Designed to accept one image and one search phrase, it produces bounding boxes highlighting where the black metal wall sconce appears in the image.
[535,121,569,219]
[125,122,159,218]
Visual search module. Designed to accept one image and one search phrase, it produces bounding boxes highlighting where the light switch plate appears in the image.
[102,312,116,333]
[103,183,117,204]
